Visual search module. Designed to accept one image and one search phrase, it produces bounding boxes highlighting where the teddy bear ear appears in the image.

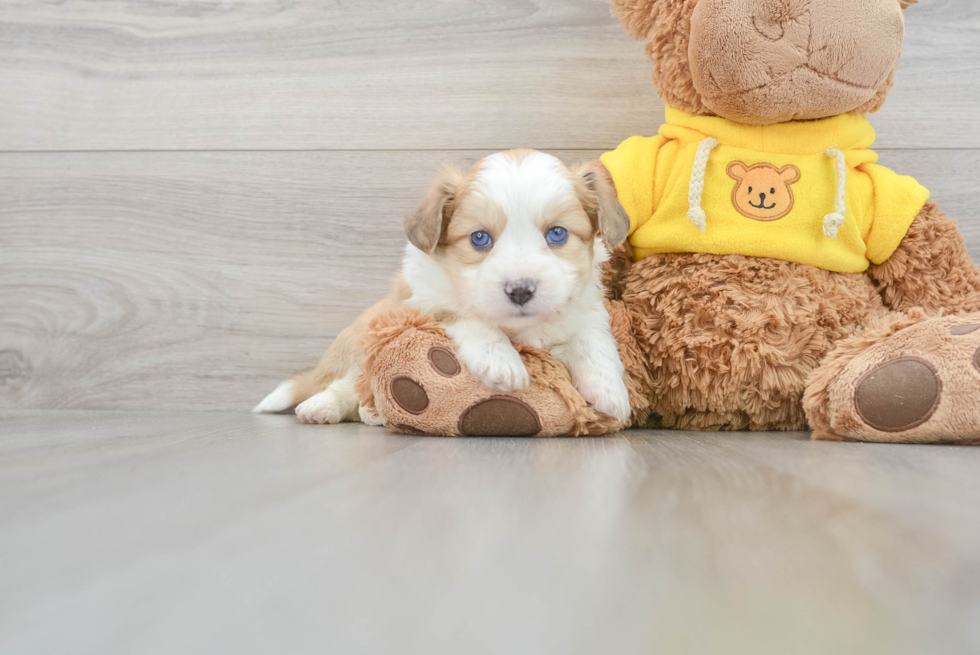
[609,0,661,40]
[899,0,917,9]
[778,165,802,185]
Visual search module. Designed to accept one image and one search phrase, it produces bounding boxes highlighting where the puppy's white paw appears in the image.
[358,404,385,427]
[577,373,631,423]
[461,342,529,393]
[295,391,344,424]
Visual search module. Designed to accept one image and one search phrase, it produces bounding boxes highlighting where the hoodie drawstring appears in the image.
[687,138,719,233]
[686,140,847,238]
[823,147,847,239]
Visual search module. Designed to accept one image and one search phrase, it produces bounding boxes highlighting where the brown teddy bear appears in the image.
[360,0,980,444]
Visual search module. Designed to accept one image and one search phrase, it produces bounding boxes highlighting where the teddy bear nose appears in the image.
[759,192,767,201]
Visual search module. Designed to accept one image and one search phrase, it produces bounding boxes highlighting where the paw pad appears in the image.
[458,396,542,437]
[428,347,460,377]
[390,376,429,414]
[854,356,941,432]
[949,323,980,336]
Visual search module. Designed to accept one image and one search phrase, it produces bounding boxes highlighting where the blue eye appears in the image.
[470,231,492,249]
[546,226,568,245]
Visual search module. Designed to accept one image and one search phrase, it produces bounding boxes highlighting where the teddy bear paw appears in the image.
[819,315,980,443]
[383,345,543,437]
[363,317,624,438]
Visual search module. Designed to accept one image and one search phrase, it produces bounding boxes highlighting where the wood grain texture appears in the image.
[1,410,979,655]
[0,149,591,410]
[3,149,980,411]
[1,0,978,151]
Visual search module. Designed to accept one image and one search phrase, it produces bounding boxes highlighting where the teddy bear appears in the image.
[359,0,980,444]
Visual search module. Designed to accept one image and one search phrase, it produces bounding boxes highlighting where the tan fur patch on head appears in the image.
[499,148,538,164]
[405,158,492,255]
[439,157,598,274]
[533,192,596,284]
[404,165,465,253]
[441,192,507,267]
[535,195,593,243]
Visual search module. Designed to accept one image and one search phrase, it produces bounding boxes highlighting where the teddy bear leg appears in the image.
[357,310,624,437]
[870,201,980,315]
[804,312,980,444]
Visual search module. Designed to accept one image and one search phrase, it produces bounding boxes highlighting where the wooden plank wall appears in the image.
[2,0,979,411]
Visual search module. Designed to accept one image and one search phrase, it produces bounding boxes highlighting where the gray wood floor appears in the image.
[2,410,979,655]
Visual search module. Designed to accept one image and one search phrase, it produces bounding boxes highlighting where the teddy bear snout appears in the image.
[688,0,905,125]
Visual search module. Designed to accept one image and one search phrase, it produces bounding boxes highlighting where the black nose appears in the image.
[759,192,767,201]
[505,279,536,306]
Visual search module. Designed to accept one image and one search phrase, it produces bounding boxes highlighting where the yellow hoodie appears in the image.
[600,108,930,273]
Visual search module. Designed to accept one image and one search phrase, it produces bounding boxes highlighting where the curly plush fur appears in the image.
[869,201,980,315]
[613,0,709,116]
[612,251,885,430]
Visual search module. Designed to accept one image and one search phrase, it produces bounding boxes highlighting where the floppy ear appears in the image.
[610,0,661,40]
[574,161,631,247]
[405,165,464,253]
[778,165,802,185]
[726,161,748,181]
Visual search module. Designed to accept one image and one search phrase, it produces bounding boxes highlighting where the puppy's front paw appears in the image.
[295,391,344,424]
[577,373,631,423]
[460,342,529,393]
[358,404,385,427]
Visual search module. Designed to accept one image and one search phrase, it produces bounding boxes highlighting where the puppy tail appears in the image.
[252,369,322,414]
[253,288,404,415]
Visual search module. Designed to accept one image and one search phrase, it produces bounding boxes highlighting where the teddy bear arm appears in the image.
[869,200,980,315]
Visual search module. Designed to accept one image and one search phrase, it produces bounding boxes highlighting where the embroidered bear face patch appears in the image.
[726,162,801,222]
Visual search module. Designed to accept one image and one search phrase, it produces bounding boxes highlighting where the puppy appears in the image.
[254,149,632,425]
